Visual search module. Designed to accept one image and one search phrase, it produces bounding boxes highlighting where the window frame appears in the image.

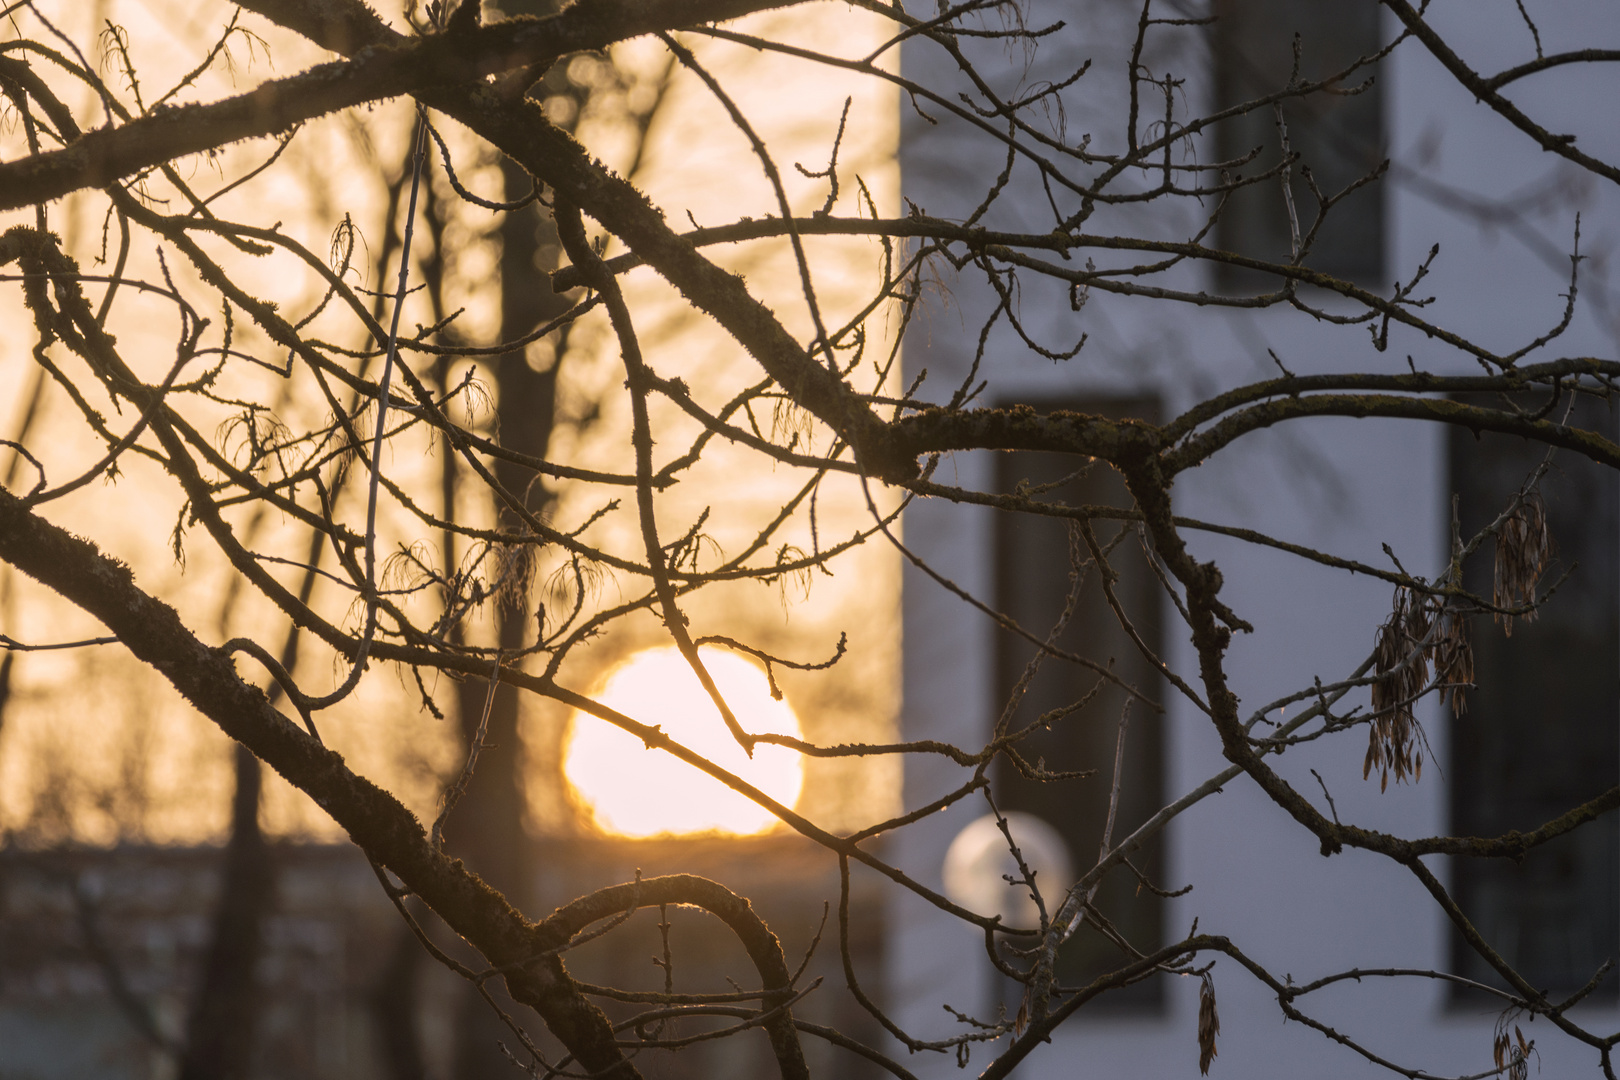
[1445,392,1620,1002]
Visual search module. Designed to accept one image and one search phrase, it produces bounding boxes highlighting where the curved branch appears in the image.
[542,875,809,1080]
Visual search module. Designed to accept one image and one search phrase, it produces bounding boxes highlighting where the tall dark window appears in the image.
[1449,395,1620,999]
[1210,0,1386,289]
[992,397,1165,1010]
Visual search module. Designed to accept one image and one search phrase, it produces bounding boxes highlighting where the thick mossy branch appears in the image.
[0,0,809,212]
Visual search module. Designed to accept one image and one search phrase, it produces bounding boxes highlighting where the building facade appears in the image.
[894,2,1620,1076]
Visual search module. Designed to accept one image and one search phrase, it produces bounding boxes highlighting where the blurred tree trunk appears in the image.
[422,13,668,1069]
[177,744,271,1080]
[370,922,430,1080]
[177,534,322,1078]
[440,18,576,1062]
[444,141,574,1080]
[443,148,565,908]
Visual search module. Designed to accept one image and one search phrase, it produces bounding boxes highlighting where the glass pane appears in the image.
[1210,0,1386,289]
[992,397,1165,1011]
[1449,393,1620,999]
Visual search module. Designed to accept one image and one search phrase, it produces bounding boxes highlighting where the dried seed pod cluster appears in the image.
[1493,489,1551,636]
[1493,1023,1531,1080]
[1366,484,1554,789]
[1367,587,1475,790]
[494,539,538,614]
[1368,588,1428,791]
[1430,605,1473,717]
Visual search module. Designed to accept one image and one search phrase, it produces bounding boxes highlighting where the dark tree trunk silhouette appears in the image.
[178,745,272,1080]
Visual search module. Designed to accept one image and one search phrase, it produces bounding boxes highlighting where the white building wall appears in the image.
[894,2,1620,1076]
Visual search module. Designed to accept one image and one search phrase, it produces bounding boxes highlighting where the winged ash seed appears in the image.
[1198,973,1220,1075]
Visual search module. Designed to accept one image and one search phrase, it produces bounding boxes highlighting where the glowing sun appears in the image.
[562,645,804,837]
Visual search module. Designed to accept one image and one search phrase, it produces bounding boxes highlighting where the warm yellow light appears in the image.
[563,646,804,837]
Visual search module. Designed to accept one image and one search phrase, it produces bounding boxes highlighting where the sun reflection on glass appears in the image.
[562,645,804,837]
